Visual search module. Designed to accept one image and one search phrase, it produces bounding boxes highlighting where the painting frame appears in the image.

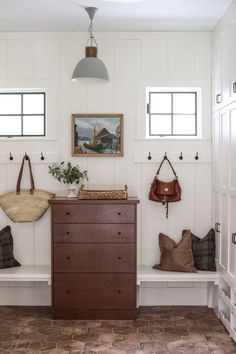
[72,114,124,157]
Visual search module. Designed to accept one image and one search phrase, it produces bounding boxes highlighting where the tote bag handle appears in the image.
[16,155,35,195]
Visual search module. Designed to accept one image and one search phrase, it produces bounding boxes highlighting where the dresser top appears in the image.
[49,197,139,204]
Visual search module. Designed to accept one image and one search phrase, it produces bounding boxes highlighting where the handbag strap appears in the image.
[16,155,35,195]
[156,157,178,178]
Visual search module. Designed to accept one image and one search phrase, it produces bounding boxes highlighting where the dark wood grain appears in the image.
[54,243,135,273]
[51,198,139,319]
[52,204,135,224]
[53,223,135,243]
[50,197,139,204]
[53,273,135,309]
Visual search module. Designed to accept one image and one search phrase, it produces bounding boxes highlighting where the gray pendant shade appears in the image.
[72,7,109,83]
[72,57,109,82]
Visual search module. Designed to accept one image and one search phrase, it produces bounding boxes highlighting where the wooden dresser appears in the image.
[49,197,139,319]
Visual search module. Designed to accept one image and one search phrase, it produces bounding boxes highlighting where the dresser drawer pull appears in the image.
[117,290,122,294]
[118,256,122,260]
[66,231,70,235]
[66,290,70,294]
[66,256,71,260]
[118,232,122,235]
[66,212,70,216]
[118,212,121,215]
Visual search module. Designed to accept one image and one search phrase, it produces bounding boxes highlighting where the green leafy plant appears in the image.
[48,162,88,185]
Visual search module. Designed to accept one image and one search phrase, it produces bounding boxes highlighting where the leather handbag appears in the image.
[149,156,181,217]
[0,155,54,222]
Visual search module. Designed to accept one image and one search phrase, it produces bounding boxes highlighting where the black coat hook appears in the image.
[9,152,13,161]
[148,152,152,160]
[40,152,45,161]
[195,152,199,160]
[25,153,29,160]
[179,152,183,160]
[164,152,167,160]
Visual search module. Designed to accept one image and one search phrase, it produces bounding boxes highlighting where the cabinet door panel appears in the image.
[229,196,236,278]
[53,274,135,309]
[230,19,236,98]
[229,105,236,190]
[221,29,230,102]
[220,110,230,188]
[54,243,135,273]
[220,194,228,271]
[53,204,135,224]
[213,191,220,264]
[213,112,220,187]
[53,223,135,243]
[212,34,222,105]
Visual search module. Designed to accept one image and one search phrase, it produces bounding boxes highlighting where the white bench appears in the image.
[0,265,51,285]
[0,265,218,307]
[137,265,219,307]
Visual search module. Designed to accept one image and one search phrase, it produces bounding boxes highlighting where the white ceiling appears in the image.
[0,0,233,32]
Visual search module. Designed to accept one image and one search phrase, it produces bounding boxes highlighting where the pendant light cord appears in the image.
[87,17,98,47]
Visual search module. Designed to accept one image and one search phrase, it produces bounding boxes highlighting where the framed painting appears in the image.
[72,114,124,157]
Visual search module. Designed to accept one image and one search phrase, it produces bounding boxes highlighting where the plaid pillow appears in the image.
[0,225,21,269]
[182,229,216,271]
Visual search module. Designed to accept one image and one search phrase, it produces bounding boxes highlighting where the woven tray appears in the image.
[78,185,128,200]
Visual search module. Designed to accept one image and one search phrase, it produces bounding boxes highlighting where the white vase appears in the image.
[67,183,77,198]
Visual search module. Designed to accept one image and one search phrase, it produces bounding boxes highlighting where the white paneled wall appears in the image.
[0,31,212,305]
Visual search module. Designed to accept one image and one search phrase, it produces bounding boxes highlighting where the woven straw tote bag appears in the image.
[0,155,54,222]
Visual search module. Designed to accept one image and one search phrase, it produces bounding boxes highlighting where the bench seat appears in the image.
[137,265,218,307]
[0,265,51,285]
[137,265,218,285]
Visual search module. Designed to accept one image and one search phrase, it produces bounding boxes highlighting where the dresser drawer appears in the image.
[53,274,135,309]
[53,224,135,243]
[54,243,135,273]
[52,204,135,224]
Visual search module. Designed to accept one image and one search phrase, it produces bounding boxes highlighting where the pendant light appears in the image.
[72,7,109,83]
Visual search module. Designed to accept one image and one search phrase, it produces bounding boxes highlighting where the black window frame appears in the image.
[147,91,197,137]
[0,92,46,138]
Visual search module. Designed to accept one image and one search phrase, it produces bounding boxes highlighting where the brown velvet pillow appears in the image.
[153,230,197,273]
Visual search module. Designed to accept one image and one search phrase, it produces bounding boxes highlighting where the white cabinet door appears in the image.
[212,34,222,107]
[212,111,221,265]
[219,107,230,189]
[215,102,236,283]
[230,19,236,100]
[229,103,236,192]
[229,103,236,282]
[213,191,220,264]
[229,196,236,279]
[213,111,220,187]
[221,29,230,103]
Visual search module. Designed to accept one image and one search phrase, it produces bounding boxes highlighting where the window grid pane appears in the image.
[148,91,197,136]
[150,115,172,135]
[0,92,45,137]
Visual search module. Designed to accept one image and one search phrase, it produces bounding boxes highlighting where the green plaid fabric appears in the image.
[0,226,20,269]
[183,229,216,271]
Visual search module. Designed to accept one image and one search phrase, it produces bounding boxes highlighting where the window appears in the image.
[0,92,46,137]
[146,88,200,138]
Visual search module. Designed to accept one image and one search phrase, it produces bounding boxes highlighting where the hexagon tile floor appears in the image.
[0,306,235,354]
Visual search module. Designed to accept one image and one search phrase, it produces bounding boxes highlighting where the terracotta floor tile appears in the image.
[0,306,235,353]
[57,339,85,352]
[113,326,137,335]
[98,333,124,343]
[29,340,57,351]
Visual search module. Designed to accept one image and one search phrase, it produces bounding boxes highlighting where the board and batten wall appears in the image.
[0,31,212,306]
